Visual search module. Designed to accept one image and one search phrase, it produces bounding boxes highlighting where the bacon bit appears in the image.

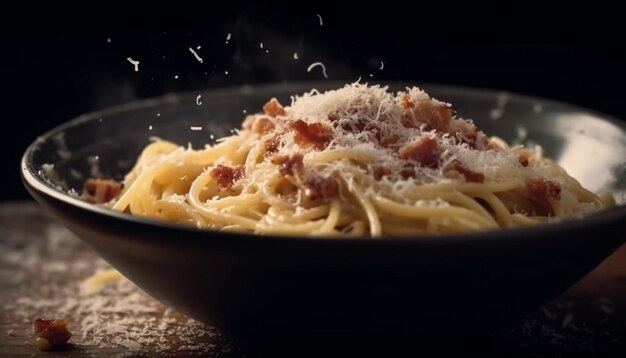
[372,166,391,180]
[445,160,485,183]
[399,136,440,168]
[210,165,245,188]
[262,98,286,117]
[291,119,333,150]
[526,178,561,216]
[400,163,416,179]
[82,179,122,204]
[527,178,561,201]
[451,121,477,147]
[33,319,72,350]
[272,153,304,177]
[302,174,338,200]
[452,121,491,150]
[242,115,275,134]
[401,97,452,132]
[400,94,415,109]
[264,137,280,156]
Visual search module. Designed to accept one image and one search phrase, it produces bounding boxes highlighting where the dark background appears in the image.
[3,6,625,201]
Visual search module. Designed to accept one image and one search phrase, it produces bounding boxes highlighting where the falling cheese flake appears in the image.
[317,14,323,26]
[126,57,140,72]
[260,42,264,49]
[307,61,328,78]
[190,126,202,131]
[379,61,384,70]
[562,312,574,328]
[293,52,299,60]
[369,73,374,77]
[189,47,203,63]
[196,95,202,106]
[196,45,201,50]
[106,38,111,43]
[225,33,231,44]
[225,70,229,75]
[174,75,179,79]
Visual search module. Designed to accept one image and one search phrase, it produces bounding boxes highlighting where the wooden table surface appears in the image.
[1,201,625,357]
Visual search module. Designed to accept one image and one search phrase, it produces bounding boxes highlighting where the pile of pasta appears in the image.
[110,83,611,237]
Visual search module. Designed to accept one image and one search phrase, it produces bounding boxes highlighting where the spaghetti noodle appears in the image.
[110,83,612,237]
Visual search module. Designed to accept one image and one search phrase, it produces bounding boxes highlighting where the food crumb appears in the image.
[33,318,72,350]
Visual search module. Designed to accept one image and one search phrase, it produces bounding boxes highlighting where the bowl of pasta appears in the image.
[21,81,626,336]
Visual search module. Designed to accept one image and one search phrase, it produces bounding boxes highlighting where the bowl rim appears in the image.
[21,81,626,246]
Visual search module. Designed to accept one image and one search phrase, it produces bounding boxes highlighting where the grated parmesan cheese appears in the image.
[126,57,140,72]
[307,61,328,78]
[2,211,234,355]
[243,83,587,204]
[188,47,203,63]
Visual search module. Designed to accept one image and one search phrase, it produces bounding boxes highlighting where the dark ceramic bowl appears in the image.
[21,82,626,336]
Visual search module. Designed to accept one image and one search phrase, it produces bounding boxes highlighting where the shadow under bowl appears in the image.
[21,82,626,336]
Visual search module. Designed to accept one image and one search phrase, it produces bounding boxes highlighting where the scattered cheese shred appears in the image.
[196,95,202,106]
[307,61,328,78]
[80,269,123,296]
[317,14,323,26]
[126,57,140,72]
[189,47,203,63]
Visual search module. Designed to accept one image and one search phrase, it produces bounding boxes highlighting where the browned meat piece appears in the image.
[210,165,245,188]
[291,120,333,150]
[399,136,440,168]
[527,178,561,201]
[272,153,304,177]
[262,98,286,117]
[400,94,452,132]
[302,174,339,200]
[33,318,72,351]
[444,160,485,183]
[82,179,122,204]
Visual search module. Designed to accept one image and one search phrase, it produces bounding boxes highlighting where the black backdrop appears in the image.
[3,6,625,201]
